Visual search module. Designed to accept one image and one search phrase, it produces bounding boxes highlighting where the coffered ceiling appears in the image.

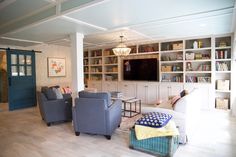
[0,0,235,48]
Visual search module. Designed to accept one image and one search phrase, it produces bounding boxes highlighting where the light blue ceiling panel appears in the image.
[0,0,51,25]
[0,6,56,35]
[131,13,233,40]
[67,0,235,29]
[4,18,102,42]
[61,0,95,12]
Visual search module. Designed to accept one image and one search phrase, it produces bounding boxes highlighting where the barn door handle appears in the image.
[8,77,11,86]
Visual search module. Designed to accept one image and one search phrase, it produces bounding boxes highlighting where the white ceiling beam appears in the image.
[1,37,44,44]
[61,15,107,31]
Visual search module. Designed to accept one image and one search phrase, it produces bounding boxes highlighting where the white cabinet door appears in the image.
[88,81,102,91]
[137,82,159,105]
[160,83,183,101]
[136,83,148,104]
[118,82,136,98]
[170,84,184,96]
[160,84,171,101]
[147,83,159,104]
[102,81,118,92]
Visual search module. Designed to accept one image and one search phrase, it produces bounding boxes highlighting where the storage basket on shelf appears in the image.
[216,98,229,110]
[217,80,230,91]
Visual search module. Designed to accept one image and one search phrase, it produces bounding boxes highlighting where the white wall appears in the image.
[29,44,72,90]
[0,44,72,90]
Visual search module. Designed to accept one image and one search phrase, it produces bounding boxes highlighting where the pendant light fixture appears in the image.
[112,36,131,56]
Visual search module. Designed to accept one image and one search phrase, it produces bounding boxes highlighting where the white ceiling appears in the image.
[0,0,235,48]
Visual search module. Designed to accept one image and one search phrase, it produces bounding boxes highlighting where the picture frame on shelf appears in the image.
[48,58,66,77]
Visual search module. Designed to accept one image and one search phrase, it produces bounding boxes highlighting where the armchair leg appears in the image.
[105,135,111,140]
[118,124,120,128]
[75,132,80,136]
[47,123,51,127]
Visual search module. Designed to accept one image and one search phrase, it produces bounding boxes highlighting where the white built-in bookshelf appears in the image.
[84,34,233,110]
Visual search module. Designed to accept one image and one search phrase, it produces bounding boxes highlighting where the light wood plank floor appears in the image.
[0,106,236,157]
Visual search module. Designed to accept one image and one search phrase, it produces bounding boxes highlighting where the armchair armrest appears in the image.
[106,99,122,135]
[63,93,72,100]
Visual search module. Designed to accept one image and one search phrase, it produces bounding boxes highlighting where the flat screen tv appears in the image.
[123,58,159,81]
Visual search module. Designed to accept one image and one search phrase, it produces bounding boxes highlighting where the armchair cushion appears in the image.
[52,87,63,99]
[79,91,111,107]
[44,88,57,100]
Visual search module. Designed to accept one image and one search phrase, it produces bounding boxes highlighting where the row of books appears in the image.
[216,62,230,71]
[196,64,211,71]
[162,76,183,82]
[186,76,211,83]
[215,50,229,59]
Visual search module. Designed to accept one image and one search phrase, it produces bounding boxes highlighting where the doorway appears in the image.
[0,51,8,111]
[7,49,36,110]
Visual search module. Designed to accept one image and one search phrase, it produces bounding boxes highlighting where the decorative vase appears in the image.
[193,41,198,49]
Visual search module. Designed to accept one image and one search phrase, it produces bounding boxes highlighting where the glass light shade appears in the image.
[112,43,131,56]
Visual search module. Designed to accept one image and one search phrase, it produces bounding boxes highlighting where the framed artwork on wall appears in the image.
[48,58,66,77]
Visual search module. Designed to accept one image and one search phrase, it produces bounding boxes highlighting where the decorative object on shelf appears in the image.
[185,52,194,60]
[193,41,198,49]
[195,53,202,60]
[112,36,131,56]
[186,62,192,71]
[219,41,227,47]
[198,40,203,48]
[161,65,172,72]
[48,58,66,77]
[173,43,183,50]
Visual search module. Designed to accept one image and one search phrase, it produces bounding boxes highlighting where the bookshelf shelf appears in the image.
[215,90,231,93]
[215,36,232,110]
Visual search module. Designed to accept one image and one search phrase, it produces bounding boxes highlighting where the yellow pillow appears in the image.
[135,120,179,140]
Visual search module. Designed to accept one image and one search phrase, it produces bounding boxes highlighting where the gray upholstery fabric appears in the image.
[37,87,72,125]
[44,88,57,100]
[79,91,111,107]
[52,88,63,99]
[73,92,122,137]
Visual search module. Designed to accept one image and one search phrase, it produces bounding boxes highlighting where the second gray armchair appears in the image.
[72,91,122,140]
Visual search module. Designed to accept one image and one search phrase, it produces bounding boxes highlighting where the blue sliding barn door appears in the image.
[7,50,36,110]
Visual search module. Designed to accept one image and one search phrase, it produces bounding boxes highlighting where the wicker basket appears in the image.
[129,128,179,157]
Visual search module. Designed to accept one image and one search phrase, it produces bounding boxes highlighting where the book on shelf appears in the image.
[215,50,229,59]
[216,62,229,71]
[196,64,211,71]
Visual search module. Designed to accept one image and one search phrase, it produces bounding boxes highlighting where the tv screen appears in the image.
[123,58,159,81]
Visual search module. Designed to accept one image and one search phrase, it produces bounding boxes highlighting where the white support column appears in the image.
[232,32,236,116]
[70,33,84,98]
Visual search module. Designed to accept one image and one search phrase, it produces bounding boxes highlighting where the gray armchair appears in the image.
[73,91,122,140]
[37,87,72,126]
